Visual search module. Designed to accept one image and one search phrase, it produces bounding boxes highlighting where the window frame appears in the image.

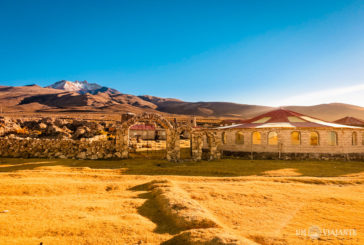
[328,131,338,146]
[291,131,301,145]
[310,131,320,146]
[267,131,278,145]
[352,131,358,146]
[235,131,244,144]
[252,131,262,145]
[222,132,227,144]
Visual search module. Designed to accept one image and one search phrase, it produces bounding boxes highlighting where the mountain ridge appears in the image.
[0,81,364,121]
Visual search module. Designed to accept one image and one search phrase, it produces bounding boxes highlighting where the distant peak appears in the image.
[46,80,102,94]
[45,80,121,95]
[74,80,89,84]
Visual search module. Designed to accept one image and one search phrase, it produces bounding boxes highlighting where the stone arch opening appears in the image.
[192,130,221,161]
[116,113,178,161]
[177,125,193,159]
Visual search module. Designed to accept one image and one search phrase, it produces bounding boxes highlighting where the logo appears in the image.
[296,225,357,240]
[308,226,321,239]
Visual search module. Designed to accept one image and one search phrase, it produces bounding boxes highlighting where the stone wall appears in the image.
[0,138,118,160]
[0,131,220,162]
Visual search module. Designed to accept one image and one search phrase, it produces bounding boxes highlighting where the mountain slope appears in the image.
[18,90,158,112]
[0,83,158,113]
[1,82,364,121]
[150,100,273,118]
[138,95,183,103]
[0,85,65,111]
[285,103,364,121]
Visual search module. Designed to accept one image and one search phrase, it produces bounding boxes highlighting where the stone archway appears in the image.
[116,113,180,161]
[191,130,221,161]
[176,125,193,159]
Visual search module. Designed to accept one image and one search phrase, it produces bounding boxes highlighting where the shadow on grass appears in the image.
[129,182,183,235]
[0,157,364,177]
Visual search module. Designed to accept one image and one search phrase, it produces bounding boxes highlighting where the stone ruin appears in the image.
[116,113,221,161]
[0,116,112,140]
[0,113,222,162]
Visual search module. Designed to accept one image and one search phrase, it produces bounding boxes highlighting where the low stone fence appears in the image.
[0,138,119,160]
[222,150,364,161]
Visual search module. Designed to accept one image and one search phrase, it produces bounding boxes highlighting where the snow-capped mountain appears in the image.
[46,80,120,95]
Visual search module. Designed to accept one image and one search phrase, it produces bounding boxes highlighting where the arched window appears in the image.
[352,132,358,145]
[328,131,338,146]
[268,131,278,145]
[252,131,261,145]
[291,131,301,145]
[222,132,227,144]
[235,131,244,144]
[310,132,319,146]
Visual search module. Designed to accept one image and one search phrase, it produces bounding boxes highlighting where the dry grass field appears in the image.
[0,158,363,244]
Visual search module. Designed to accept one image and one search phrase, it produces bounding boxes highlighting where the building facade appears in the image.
[212,109,364,159]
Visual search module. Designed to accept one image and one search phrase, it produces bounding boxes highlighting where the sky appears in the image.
[1,0,364,106]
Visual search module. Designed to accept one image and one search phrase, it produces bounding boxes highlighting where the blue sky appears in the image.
[1,0,364,106]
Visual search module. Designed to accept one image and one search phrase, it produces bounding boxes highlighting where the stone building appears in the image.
[215,109,364,160]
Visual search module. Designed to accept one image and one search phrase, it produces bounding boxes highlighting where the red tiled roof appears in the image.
[243,109,305,123]
[334,117,364,127]
[130,124,155,131]
[217,108,360,129]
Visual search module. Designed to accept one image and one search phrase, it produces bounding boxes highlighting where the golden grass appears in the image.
[163,228,257,245]
[0,158,363,244]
